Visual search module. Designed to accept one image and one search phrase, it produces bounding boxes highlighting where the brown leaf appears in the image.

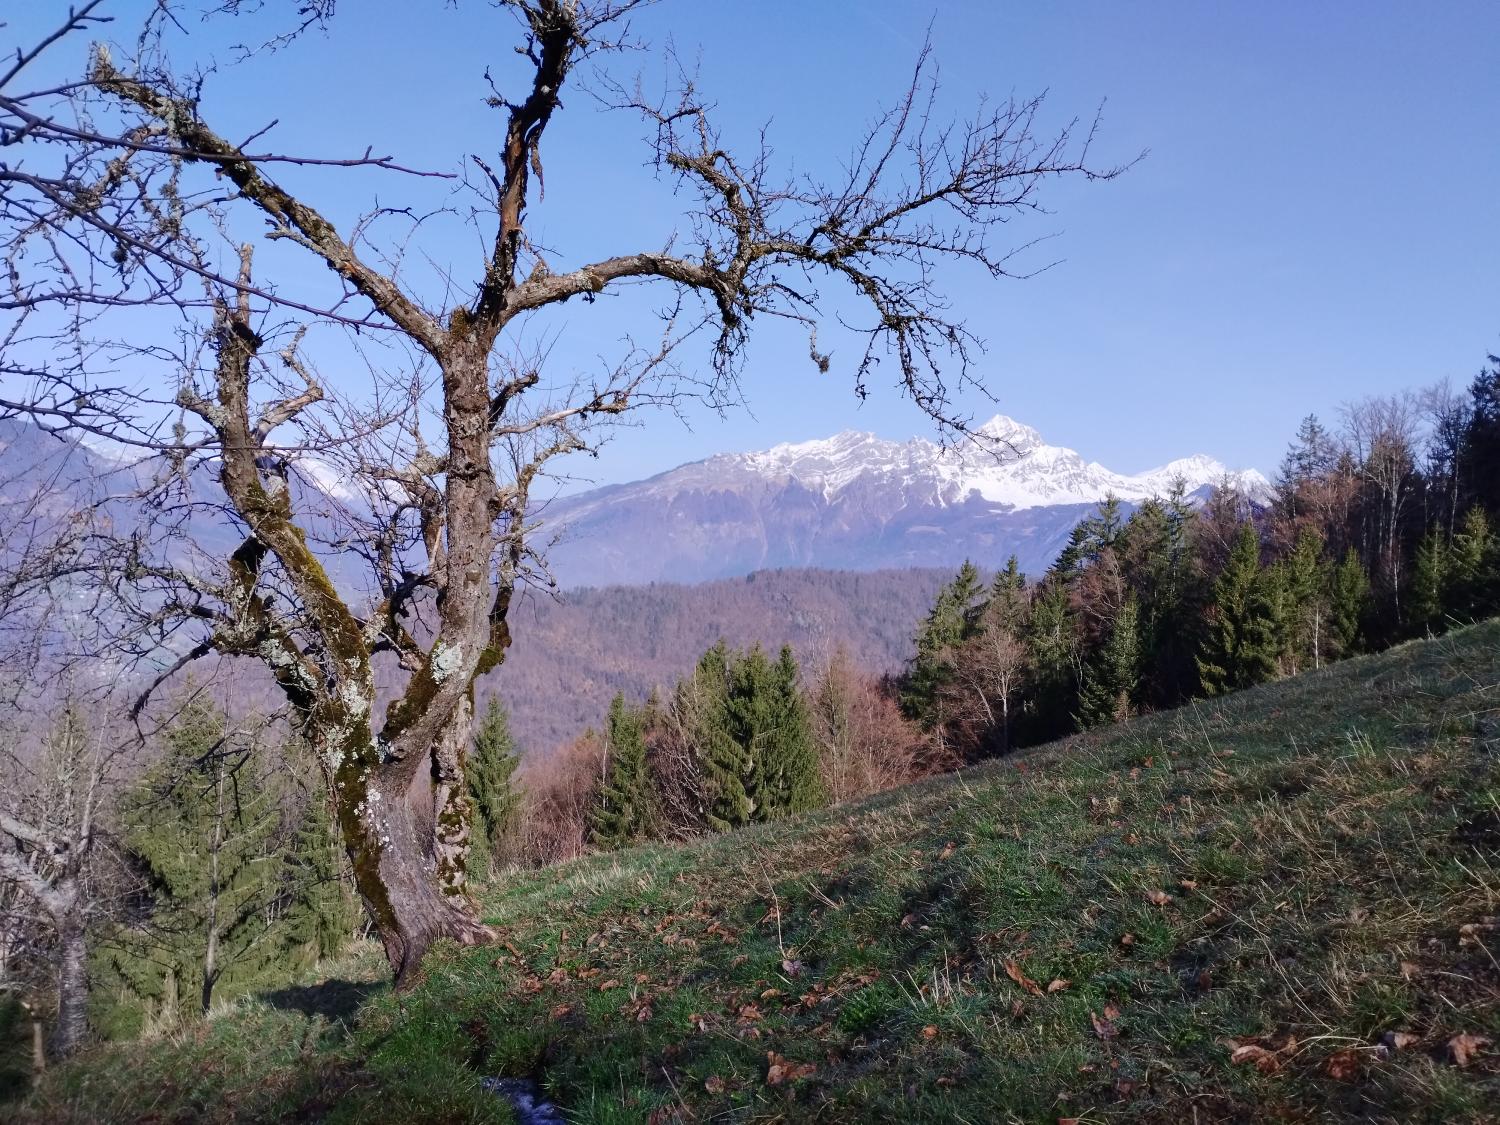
[1119,932,1136,948]
[781,958,805,977]
[1380,1030,1420,1050]
[1324,1048,1362,1081]
[1090,1009,1119,1041]
[1447,1032,1492,1067]
[939,841,957,859]
[1047,978,1071,993]
[1398,960,1421,980]
[597,979,620,992]
[1230,1043,1281,1073]
[921,1024,939,1040]
[1145,889,1173,907]
[765,1051,816,1085]
[704,1075,726,1095]
[1103,1002,1121,1020]
[1005,959,1044,996]
[1179,879,1199,891]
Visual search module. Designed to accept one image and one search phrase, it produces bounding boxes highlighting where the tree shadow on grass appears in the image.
[261,977,387,1033]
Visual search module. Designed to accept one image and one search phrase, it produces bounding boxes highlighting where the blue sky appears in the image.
[12,1,1500,483]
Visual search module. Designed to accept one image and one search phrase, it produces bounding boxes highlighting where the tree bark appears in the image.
[49,921,88,1058]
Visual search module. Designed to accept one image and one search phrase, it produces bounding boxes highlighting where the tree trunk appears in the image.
[322,700,493,989]
[49,921,88,1059]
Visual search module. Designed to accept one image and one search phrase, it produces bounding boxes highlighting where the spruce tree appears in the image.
[760,646,824,816]
[1076,595,1141,728]
[1023,578,1079,743]
[1409,528,1447,637]
[1445,506,1499,619]
[1279,526,1327,673]
[468,696,520,873]
[590,693,655,849]
[1196,522,1279,695]
[1328,548,1371,658]
[902,561,983,726]
[120,697,282,1018]
[691,642,755,831]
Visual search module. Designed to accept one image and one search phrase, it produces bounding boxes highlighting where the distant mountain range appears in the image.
[538,415,1270,586]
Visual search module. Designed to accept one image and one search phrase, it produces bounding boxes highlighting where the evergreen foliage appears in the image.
[590,694,655,849]
[1445,506,1499,619]
[107,698,354,1027]
[1076,595,1141,728]
[467,696,520,873]
[1196,523,1279,695]
[901,560,984,726]
[1328,549,1371,657]
[691,641,756,831]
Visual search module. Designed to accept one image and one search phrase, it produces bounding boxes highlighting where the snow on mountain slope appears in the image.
[732,414,1267,510]
[540,415,1269,587]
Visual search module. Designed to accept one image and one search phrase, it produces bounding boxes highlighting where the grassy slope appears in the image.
[23,622,1500,1124]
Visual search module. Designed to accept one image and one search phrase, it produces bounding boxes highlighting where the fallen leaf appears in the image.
[781,958,805,977]
[1179,879,1199,891]
[598,979,620,991]
[921,1024,939,1040]
[1090,1009,1119,1041]
[1145,889,1173,907]
[939,841,957,859]
[1447,1033,1492,1067]
[1005,959,1044,996]
[1119,932,1136,948]
[704,1075,726,1095]
[1325,1048,1361,1081]
[1399,960,1421,980]
[1103,1002,1121,1020]
[1380,1031,1420,1050]
[1230,1043,1281,1073]
[765,1051,816,1085]
[1047,978,1071,993]
[760,988,783,1000]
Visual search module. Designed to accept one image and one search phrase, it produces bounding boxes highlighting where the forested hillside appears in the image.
[487,568,947,752]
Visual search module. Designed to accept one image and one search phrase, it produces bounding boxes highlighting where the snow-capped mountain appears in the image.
[539,415,1269,587]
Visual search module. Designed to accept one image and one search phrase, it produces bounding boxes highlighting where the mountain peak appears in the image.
[972,414,1044,452]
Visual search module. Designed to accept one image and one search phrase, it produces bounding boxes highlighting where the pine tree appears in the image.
[1279,526,1327,672]
[1196,522,1279,695]
[468,696,520,873]
[1328,548,1371,658]
[1409,528,1447,637]
[988,555,1028,626]
[691,642,755,831]
[120,697,281,1019]
[902,561,984,726]
[590,693,655,849]
[1022,577,1079,743]
[759,646,825,816]
[1076,595,1141,728]
[1445,506,1499,619]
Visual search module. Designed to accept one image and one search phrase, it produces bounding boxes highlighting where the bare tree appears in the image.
[0,707,124,1059]
[1,2,1126,983]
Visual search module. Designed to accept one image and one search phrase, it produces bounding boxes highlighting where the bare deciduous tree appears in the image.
[1,1,1125,983]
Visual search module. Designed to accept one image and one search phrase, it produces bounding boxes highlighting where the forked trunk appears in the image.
[323,694,494,988]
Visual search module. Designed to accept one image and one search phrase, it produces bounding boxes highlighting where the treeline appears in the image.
[493,642,946,866]
[900,359,1500,757]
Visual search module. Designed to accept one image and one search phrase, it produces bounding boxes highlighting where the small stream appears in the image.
[481,1076,566,1124]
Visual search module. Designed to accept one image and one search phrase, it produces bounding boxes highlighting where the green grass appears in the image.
[21,622,1500,1123]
